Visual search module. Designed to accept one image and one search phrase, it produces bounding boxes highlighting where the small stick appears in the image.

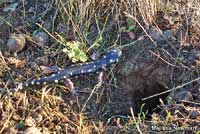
[142,77,200,101]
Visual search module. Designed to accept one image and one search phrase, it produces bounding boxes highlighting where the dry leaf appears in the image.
[8,57,26,68]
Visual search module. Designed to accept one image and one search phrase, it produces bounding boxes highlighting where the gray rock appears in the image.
[173,90,193,102]
[149,26,174,41]
[33,32,49,47]
[7,34,26,52]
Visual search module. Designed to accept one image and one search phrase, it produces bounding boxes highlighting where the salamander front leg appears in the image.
[97,72,104,84]
[66,79,74,91]
[63,79,79,96]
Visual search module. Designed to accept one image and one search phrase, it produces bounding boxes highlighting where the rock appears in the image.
[149,26,174,41]
[6,126,18,134]
[189,109,200,119]
[173,90,193,102]
[3,3,19,12]
[8,57,26,68]
[25,117,36,127]
[185,107,200,119]
[23,127,41,134]
[149,26,162,41]
[7,34,26,52]
[36,56,49,65]
[35,114,43,124]
[33,31,49,47]
[42,127,50,134]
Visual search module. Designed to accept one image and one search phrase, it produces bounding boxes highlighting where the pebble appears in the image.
[23,127,41,134]
[173,90,193,102]
[25,117,36,127]
[189,109,200,119]
[33,31,49,47]
[7,34,26,52]
[149,26,174,41]
[35,114,43,124]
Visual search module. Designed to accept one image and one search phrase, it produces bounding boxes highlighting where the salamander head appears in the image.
[102,48,122,64]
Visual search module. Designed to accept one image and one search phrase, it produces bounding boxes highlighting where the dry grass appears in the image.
[135,0,161,27]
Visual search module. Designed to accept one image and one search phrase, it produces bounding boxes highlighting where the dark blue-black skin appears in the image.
[17,48,122,89]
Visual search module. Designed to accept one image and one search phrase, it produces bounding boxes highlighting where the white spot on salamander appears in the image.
[101,64,106,69]
[43,82,47,85]
[109,59,114,63]
[25,83,28,87]
[31,81,35,85]
[69,72,73,75]
[54,80,58,83]
[18,83,23,90]
[87,69,92,73]
[36,82,40,85]
[63,76,67,79]
[113,49,117,52]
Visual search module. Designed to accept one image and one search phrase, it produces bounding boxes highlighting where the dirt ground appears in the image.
[0,0,200,133]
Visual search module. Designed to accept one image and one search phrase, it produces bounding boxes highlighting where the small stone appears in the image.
[35,114,43,124]
[173,90,193,102]
[149,26,162,41]
[128,32,136,40]
[149,26,174,41]
[12,114,21,121]
[189,109,200,119]
[163,30,174,40]
[25,117,36,127]
[33,32,49,47]
[8,57,26,68]
[36,56,49,66]
[23,127,41,134]
[42,127,50,134]
[6,126,18,134]
[7,34,26,52]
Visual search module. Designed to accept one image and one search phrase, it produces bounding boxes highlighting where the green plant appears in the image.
[36,23,88,63]
[127,18,136,32]
[56,34,88,63]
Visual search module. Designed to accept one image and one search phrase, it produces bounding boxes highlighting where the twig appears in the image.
[123,12,157,46]
[150,50,181,68]
[130,107,143,134]
[142,77,200,101]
